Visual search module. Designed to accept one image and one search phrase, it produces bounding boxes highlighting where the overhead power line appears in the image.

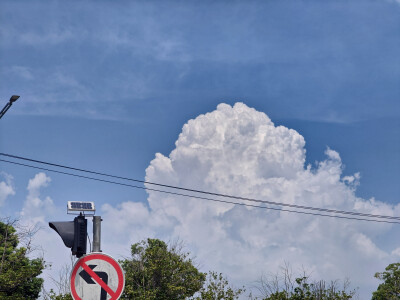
[1,158,399,224]
[1,155,399,224]
[1,153,399,221]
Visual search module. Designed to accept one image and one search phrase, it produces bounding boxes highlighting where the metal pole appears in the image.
[0,96,20,119]
[0,102,12,119]
[92,216,102,252]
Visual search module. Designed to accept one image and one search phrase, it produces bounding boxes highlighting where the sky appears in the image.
[0,0,399,299]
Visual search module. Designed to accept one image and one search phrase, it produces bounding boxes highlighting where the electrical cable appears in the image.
[1,152,399,221]
[87,233,92,253]
[1,158,399,224]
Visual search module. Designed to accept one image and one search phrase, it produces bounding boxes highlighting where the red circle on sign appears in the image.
[70,253,125,300]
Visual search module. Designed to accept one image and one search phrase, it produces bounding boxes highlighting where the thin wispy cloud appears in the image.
[1,1,398,122]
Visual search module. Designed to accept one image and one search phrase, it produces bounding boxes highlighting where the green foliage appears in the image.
[261,277,355,300]
[46,289,73,300]
[0,220,45,300]
[191,271,245,300]
[372,263,400,300]
[120,238,206,300]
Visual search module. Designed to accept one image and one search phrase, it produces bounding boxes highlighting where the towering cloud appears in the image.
[103,103,400,298]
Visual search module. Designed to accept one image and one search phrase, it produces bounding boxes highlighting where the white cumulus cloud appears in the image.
[101,103,400,298]
[17,173,74,297]
[21,172,55,225]
[0,172,15,207]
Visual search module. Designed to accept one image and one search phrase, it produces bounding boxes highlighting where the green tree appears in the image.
[372,263,400,300]
[191,271,244,300]
[0,219,45,300]
[120,238,206,300]
[254,264,355,300]
[45,289,73,300]
[261,277,354,300]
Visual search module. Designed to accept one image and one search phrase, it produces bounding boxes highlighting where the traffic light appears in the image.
[49,215,87,257]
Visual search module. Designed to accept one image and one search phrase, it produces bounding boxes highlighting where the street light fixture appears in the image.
[9,95,20,103]
[0,95,20,119]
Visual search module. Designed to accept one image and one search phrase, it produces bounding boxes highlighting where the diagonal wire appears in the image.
[1,152,399,221]
[1,158,399,224]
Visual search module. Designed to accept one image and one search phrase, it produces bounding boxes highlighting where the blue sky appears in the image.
[0,0,400,298]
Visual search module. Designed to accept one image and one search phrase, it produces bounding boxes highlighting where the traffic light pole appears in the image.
[92,216,102,252]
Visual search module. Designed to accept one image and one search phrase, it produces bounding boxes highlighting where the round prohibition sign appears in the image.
[70,253,125,300]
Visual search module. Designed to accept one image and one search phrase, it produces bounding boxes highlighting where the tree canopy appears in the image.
[260,276,355,300]
[120,238,206,299]
[372,263,400,300]
[0,220,45,300]
[191,271,244,300]
[253,264,355,300]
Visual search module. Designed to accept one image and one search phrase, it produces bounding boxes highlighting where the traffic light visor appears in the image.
[49,221,74,248]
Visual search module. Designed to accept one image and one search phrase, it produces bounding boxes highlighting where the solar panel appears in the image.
[67,201,96,213]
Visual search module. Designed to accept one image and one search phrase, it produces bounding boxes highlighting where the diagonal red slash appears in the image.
[81,262,116,298]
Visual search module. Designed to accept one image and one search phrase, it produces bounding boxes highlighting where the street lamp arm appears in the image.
[0,95,20,119]
[0,102,12,119]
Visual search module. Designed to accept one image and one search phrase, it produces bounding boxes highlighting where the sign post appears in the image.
[70,253,125,300]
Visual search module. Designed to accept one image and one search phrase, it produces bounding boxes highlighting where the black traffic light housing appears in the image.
[49,214,87,257]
